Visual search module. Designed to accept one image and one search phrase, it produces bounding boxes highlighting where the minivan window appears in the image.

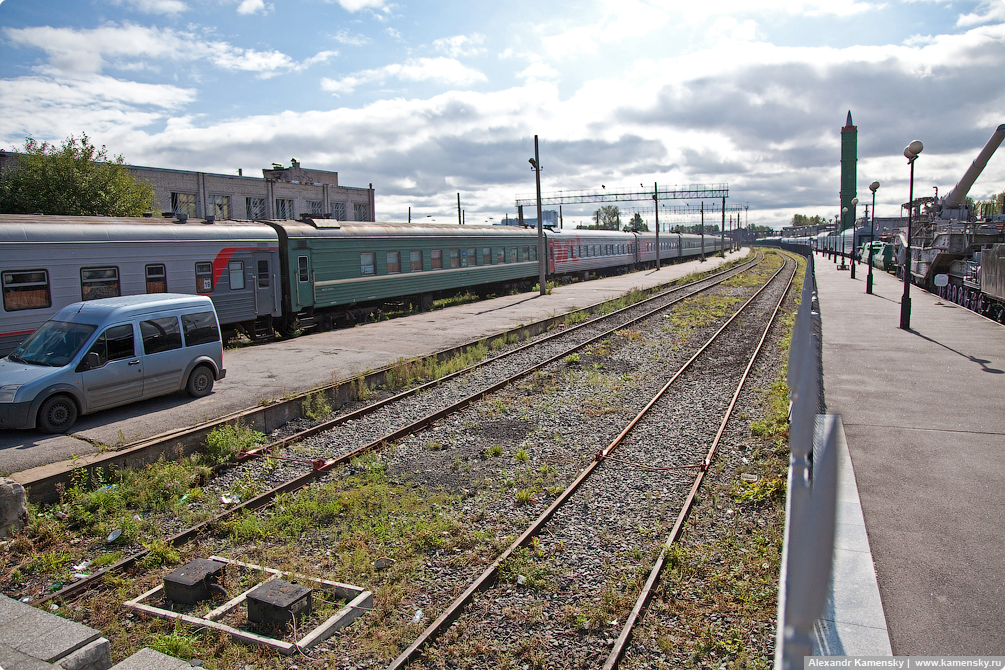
[8,321,96,367]
[141,316,182,354]
[86,324,135,366]
[182,311,220,347]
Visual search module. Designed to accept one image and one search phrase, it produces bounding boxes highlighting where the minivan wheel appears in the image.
[186,365,215,397]
[38,395,78,434]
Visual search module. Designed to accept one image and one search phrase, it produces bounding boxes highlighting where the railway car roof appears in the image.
[0,215,277,243]
[265,219,540,239]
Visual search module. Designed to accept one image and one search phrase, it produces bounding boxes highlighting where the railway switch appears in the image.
[164,558,226,604]
[247,579,313,626]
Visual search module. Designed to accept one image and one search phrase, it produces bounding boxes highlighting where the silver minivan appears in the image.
[0,294,226,433]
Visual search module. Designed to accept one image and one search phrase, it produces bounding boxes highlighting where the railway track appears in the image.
[387,254,796,669]
[9,252,798,669]
[34,252,763,605]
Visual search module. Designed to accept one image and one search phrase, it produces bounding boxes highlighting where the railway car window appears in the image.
[257,260,270,287]
[81,267,120,301]
[183,311,221,347]
[171,192,197,218]
[466,248,476,267]
[410,250,423,271]
[386,251,401,274]
[145,264,167,293]
[298,256,310,282]
[431,250,443,269]
[308,200,324,216]
[195,262,213,292]
[354,203,370,221]
[522,246,530,261]
[246,197,267,219]
[509,247,516,263]
[360,253,376,276]
[530,246,537,261]
[86,324,135,367]
[332,202,346,221]
[2,270,51,312]
[449,249,460,268]
[495,248,504,264]
[208,195,231,219]
[482,248,491,265]
[229,261,245,290]
[141,317,182,355]
[276,199,294,219]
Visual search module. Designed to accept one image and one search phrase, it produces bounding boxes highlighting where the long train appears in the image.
[0,214,724,354]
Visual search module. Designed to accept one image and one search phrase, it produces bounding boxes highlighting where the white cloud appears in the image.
[111,0,188,14]
[321,57,487,94]
[332,0,386,11]
[433,34,486,58]
[3,23,333,77]
[236,0,269,15]
[334,30,369,46]
[517,61,559,81]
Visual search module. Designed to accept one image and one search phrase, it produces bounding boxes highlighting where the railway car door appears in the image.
[295,251,314,309]
[252,252,277,316]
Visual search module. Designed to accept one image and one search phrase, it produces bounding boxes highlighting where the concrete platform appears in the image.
[814,253,1005,654]
[0,250,746,474]
[0,594,110,669]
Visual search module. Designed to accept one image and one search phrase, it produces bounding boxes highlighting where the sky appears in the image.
[1,0,1004,229]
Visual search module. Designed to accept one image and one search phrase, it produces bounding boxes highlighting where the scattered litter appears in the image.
[178,494,190,504]
[55,511,68,520]
[19,596,30,603]
[47,582,63,592]
[220,494,241,505]
[73,573,91,580]
[726,509,735,517]
[106,529,122,543]
[72,560,90,571]
[741,457,749,465]
[608,620,618,626]
[740,473,759,483]
[373,557,395,570]
[99,484,117,492]
[132,515,142,522]
[411,609,423,624]
[516,575,526,585]
[49,604,59,611]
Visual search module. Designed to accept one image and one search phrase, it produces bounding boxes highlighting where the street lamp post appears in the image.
[850,197,859,278]
[866,181,879,294]
[900,140,923,329]
[529,135,546,297]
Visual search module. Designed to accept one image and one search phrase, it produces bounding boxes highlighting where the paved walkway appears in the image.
[814,252,1005,654]
[1,251,746,474]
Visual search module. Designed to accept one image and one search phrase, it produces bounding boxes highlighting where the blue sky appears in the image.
[1,0,1004,228]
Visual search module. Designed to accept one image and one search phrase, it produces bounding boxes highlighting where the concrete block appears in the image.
[57,637,111,670]
[0,604,100,663]
[0,593,31,625]
[246,580,311,626]
[0,642,58,669]
[0,477,28,537]
[163,558,225,605]
[109,647,191,670]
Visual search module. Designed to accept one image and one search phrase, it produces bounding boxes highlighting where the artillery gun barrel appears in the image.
[943,124,1005,208]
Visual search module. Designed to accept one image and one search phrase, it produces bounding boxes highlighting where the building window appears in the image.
[332,202,346,221]
[449,249,460,268]
[171,192,197,218]
[386,251,401,274]
[431,249,443,269]
[360,252,375,276]
[307,200,324,216]
[2,270,51,312]
[247,197,267,219]
[410,250,422,271]
[354,203,369,221]
[195,262,213,293]
[208,195,230,219]
[298,256,309,282]
[145,264,167,293]
[276,199,294,219]
[229,261,245,290]
[81,267,120,301]
[141,317,182,355]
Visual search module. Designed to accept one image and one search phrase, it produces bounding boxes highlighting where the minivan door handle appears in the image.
[128,360,141,366]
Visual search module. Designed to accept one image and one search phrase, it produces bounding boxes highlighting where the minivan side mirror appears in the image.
[84,352,101,370]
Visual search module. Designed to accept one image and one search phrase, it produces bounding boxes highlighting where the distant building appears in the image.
[500,209,559,228]
[131,159,375,221]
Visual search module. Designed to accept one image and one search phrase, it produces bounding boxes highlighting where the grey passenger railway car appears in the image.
[0,215,282,356]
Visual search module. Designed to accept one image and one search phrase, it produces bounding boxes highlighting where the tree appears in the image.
[593,205,621,230]
[790,214,828,228]
[627,212,648,231]
[0,134,155,216]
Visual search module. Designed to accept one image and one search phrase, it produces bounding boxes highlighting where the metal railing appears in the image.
[774,252,840,669]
